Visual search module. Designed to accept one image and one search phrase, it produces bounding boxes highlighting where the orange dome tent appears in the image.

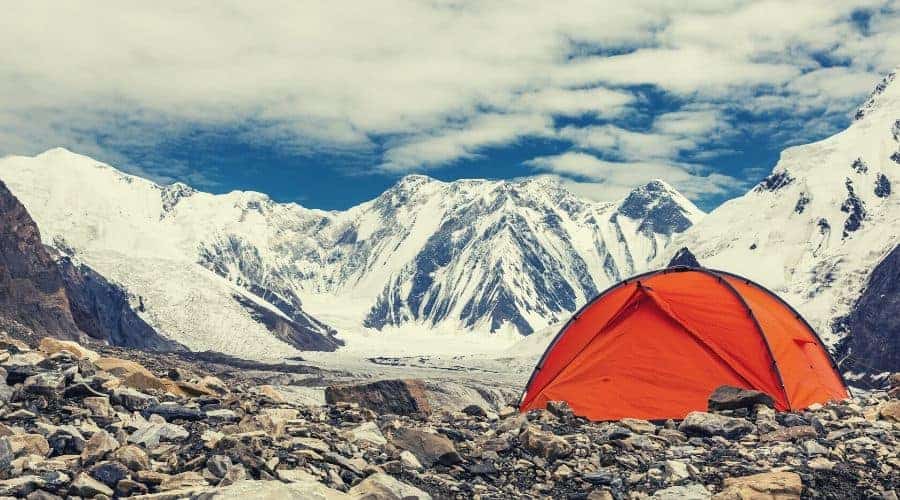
[519,267,849,421]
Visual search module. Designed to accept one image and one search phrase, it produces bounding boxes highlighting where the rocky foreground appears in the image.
[0,334,897,499]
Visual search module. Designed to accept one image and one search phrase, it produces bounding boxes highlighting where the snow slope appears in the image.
[356,177,701,335]
[0,151,701,356]
[0,150,340,359]
[197,173,701,337]
[657,67,900,347]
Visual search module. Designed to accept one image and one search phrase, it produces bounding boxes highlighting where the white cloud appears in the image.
[0,0,896,198]
[523,151,745,202]
[511,87,635,118]
[553,109,728,172]
[558,124,697,161]
[380,113,553,171]
[557,46,802,95]
[653,110,723,137]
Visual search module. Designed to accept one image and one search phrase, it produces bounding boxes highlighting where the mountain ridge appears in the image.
[656,65,900,354]
[0,178,177,350]
[0,150,701,355]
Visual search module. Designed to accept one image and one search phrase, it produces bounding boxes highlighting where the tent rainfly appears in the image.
[519,267,849,421]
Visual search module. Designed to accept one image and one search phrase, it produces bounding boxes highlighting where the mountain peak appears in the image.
[854,67,899,121]
[37,146,77,157]
[618,180,703,234]
[394,174,438,188]
[516,175,565,187]
[640,178,677,193]
[35,147,101,165]
[622,179,694,207]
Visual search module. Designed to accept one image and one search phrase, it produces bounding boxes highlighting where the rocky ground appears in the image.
[0,333,897,499]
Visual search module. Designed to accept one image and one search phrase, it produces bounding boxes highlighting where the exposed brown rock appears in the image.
[880,400,900,422]
[713,471,802,499]
[8,433,50,457]
[708,385,775,411]
[760,425,818,443]
[0,181,81,341]
[520,424,572,461]
[388,428,461,467]
[38,336,99,361]
[325,379,431,416]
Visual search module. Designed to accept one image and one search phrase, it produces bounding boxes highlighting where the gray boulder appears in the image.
[707,386,775,411]
[389,428,461,467]
[678,411,755,439]
[325,379,431,416]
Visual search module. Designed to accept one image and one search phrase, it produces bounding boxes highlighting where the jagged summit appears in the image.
[160,182,197,215]
[618,180,704,235]
[392,173,439,190]
[389,173,571,196]
[0,149,701,343]
[667,247,701,268]
[621,179,696,206]
[854,66,899,121]
[642,178,677,191]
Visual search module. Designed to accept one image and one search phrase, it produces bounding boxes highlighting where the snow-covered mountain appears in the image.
[0,178,177,350]
[0,152,342,358]
[199,173,700,338]
[347,176,700,335]
[0,151,701,356]
[657,67,900,350]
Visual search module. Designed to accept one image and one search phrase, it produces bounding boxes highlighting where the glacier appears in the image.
[0,152,701,357]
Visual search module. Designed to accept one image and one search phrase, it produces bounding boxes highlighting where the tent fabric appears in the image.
[519,267,849,421]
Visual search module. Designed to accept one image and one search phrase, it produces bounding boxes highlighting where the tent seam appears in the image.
[519,283,647,409]
[639,285,762,393]
[711,270,851,397]
[518,268,669,408]
[704,271,792,409]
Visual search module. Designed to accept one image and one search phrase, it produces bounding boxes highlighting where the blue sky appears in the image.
[1,1,898,212]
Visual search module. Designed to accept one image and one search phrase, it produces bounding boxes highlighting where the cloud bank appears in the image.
[0,1,897,203]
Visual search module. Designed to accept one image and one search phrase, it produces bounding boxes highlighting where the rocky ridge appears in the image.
[0,152,702,350]
[0,181,81,342]
[0,334,897,499]
[0,179,177,352]
[835,244,900,382]
[657,65,900,355]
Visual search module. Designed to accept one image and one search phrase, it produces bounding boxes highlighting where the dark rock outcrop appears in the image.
[874,173,891,198]
[232,294,342,352]
[754,170,794,192]
[0,181,82,341]
[0,179,177,351]
[325,379,431,416]
[57,257,180,351]
[667,247,701,268]
[835,245,900,381]
[840,178,867,238]
[708,385,775,411]
[794,192,811,214]
[618,180,695,235]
